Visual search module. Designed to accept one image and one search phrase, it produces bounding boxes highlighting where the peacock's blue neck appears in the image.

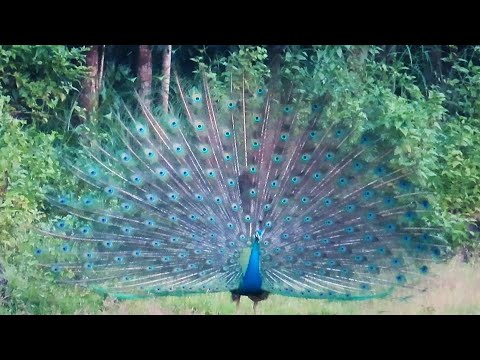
[238,235,263,295]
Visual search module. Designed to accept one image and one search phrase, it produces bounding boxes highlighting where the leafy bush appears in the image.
[0,45,88,130]
[0,45,106,314]
[0,96,103,313]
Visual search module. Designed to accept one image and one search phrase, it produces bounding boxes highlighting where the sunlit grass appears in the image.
[101,255,480,315]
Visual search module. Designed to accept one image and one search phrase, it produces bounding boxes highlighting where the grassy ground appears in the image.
[100,255,480,315]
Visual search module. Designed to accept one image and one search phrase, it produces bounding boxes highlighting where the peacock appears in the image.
[35,55,451,314]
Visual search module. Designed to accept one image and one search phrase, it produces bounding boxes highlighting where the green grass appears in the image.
[100,255,480,315]
[3,254,478,315]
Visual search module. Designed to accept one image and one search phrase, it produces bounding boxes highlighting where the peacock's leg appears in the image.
[248,292,269,315]
[231,292,241,314]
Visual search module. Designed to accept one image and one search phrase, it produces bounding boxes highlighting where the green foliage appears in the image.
[189,45,477,245]
[1,231,104,315]
[432,48,480,219]
[0,97,59,247]
[0,95,103,314]
[191,45,270,95]
[306,46,477,245]
[0,45,88,129]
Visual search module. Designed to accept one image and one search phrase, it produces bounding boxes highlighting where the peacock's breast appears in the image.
[236,240,263,295]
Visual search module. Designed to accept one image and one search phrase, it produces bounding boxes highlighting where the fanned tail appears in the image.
[36,70,451,301]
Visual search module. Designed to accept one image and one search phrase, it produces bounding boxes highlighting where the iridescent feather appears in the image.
[36,68,451,310]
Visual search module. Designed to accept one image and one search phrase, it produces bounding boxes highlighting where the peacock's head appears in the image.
[254,221,265,244]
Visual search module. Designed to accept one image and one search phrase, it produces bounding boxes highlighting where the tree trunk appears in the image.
[348,45,370,70]
[79,45,99,114]
[268,45,286,75]
[138,45,153,108]
[98,45,106,94]
[388,45,397,64]
[267,45,286,95]
[161,45,172,113]
[431,45,443,81]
